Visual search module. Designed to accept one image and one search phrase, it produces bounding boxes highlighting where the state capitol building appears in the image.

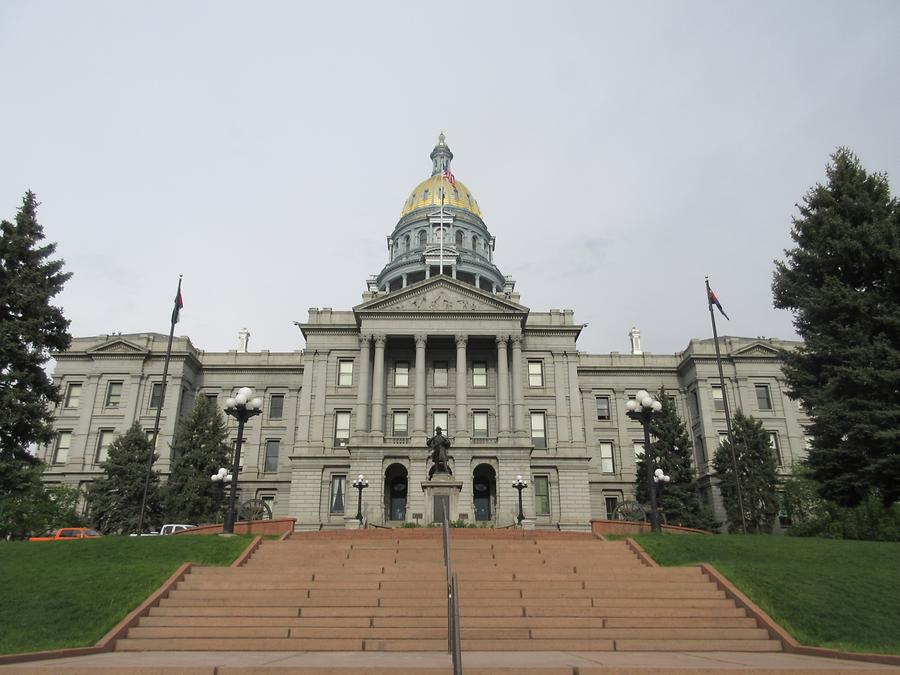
[41,136,809,530]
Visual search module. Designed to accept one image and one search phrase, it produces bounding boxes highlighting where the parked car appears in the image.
[160,524,195,535]
[29,528,102,541]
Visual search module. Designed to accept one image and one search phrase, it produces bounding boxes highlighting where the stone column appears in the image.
[370,334,386,434]
[414,334,427,437]
[511,334,526,436]
[496,335,510,435]
[355,333,371,435]
[455,334,468,438]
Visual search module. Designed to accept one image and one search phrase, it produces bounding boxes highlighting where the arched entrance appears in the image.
[384,463,408,522]
[472,464,497,522]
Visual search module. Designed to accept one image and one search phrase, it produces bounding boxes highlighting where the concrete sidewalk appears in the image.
[2,650,898,673]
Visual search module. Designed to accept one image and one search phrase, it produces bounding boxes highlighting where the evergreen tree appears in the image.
[772,148,900,507]
[635,388,718,531]
[88,423,162,533]
[0,192,72,495]
[713,411,778,533]
[163,396,230,524]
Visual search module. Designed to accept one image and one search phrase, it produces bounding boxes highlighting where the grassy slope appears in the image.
[634,534,900,655]
[0,535,251,654]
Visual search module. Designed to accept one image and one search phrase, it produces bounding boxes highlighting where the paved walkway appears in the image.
[3,650,898,672]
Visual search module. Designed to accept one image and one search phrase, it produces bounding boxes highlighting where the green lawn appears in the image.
[633,534,900,655]
[0,535,252,654]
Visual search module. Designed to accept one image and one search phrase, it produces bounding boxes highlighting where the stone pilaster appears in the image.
[510,334,526,437]
[355,333,371,435]
[496,335,510,436]
[414,334,427,438]
[370,334,386,435]
[455,334,468,438]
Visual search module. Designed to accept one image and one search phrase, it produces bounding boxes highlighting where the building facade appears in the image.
[41,136,809,530]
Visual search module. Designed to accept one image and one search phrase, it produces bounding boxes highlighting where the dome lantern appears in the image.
[430,132,453,176]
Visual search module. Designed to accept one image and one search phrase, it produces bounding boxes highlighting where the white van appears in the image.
[160,523,195,536]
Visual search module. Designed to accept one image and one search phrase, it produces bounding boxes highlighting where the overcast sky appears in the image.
[2,1,898,357]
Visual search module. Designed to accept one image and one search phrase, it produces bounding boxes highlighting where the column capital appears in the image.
[510,334,523,346]
[358,333,372,347]
[373,334,387,347]
[495,335,509,347]
[455,334,468,348]
[414,334,428,347]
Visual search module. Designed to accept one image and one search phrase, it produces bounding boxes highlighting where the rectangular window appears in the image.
[64,383,82,408]
[633,441,644,460]
[596,396,610,421]
[472,362,487,388]
[719,432,729,447]
[96,430,114,463]
[433,361,448,387]
[712,385,726,412]
[330,475,346,514]
[433,410,448,435]
[755,384,773,411]
[264,439,280,473]
[604,496,619,520]
[690,389,700,418]
[598,442,614,473]
[392,410,408,437]
[695,435,708,466]
[105,382,123,407]
[149,383,163,409]
[394,361,409,387]
[269,394,285,420]
[534,476,550,515]
[530,412,547,449]
[334,411,351,447]
[528,360,544,387]
[53,431,72,464]
[768,432,782,465]
[205,393,218,407]
[473,411,489,437]
[338,360,353,387]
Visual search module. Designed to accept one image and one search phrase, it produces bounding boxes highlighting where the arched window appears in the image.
[472,236,479,251]
[404,235,410,251]
[418,230,427,248]
[455,230,464,247]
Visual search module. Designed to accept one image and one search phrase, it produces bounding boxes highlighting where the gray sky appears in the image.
[2,1,898,356]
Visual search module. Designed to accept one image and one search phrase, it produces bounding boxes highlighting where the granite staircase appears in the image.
[115,529,781,653]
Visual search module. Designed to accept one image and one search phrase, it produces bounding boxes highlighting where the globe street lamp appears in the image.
[352,474,369,525]
[222,387,262,534]
[512,475,528,525]
[625,390,664,533]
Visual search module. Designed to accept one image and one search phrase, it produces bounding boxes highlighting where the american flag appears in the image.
[441,169,456,187]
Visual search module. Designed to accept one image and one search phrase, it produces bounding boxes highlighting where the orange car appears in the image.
[29,527,103,541]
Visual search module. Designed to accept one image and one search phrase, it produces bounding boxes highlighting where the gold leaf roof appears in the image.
[400,175,482,219]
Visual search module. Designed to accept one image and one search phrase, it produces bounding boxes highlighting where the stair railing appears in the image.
[441,511,462,675]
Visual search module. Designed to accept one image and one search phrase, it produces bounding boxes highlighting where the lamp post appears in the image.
[352,474,369,525]
[625,390,664,533]
[222,387,262,534]
[512,475,528,525]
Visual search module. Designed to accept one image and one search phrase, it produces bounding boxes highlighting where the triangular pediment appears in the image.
[733,342,781,357]
[355,276,528,316]
[88,338,147,355]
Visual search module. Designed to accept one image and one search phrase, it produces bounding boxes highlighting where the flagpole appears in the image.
[439,171,445,275]
[136,275,182,535]
[705,276,747,534]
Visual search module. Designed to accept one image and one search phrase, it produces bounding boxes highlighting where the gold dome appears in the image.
[400,175,483,219]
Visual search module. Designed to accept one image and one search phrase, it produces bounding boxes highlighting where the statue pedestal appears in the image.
[421,474,464,524]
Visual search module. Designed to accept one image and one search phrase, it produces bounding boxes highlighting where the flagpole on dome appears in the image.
[137,275,183,536]
[705,276,747,534]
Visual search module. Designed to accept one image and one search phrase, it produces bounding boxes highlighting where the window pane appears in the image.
[473,362,487,387]
[393,411,408,436]
[264,440,280,472]
[433,411,448,435]
[528,361,543,387]
[338,360,353,386]
[530,413,546,449]
[768,432,782,465]
[633,442,644,459]
[433,361,448,387]
[596,396,610,420]
[65,383,82,408]
[755,384,772,410]
[97,430,114,463]
[534,476,550,515]
[54,431,71,464]
[394,362,409,387]
[473,411,488,437]
[105,382,123,407]
[149,383,163,409]
[334,411,351,447]
[330,475,346,514]
[604,496,619,520]
[712,385,725,412]
[269,394,284,419]
[599,442,614,473]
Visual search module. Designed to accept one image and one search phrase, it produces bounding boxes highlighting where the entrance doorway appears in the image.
[472,464,497,522]
[384,463,408,522]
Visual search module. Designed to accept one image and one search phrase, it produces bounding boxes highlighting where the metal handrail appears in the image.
[441,511,462,674]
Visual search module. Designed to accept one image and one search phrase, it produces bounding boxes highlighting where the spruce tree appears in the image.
[88,423,162,533]
[0,192,72,491]
[163,396,230,524]
[635,388,718,531]
[772,148,900,507]
[712,411,778,533]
